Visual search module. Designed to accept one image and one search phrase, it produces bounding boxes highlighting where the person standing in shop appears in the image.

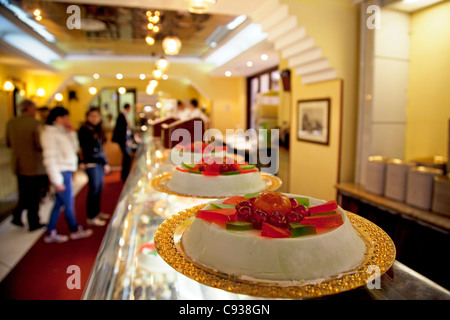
[40,106,93,243]
[78,107,111,227]
[188,98,209,126]
[6,99,48,231]
[112,103,134,182]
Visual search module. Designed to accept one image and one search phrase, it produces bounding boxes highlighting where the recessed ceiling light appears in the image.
[139,74,146,80]
[225,71,232,77]
[261,54,269,61]
[36,88,45,97]
[118,87,126,94]
[89,87,97,95]
[93,73,99,79]
[246,61,253,67]
[116,73,123,80]
[227,15,247,30]
[55,93,63,101]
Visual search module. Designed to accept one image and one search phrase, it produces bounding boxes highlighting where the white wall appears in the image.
[371,9,410,159]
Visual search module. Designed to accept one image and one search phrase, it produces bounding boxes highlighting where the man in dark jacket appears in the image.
[112,103,133,182]
[6,99,48,231]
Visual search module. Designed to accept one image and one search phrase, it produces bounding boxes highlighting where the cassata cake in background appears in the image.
[166,157,267,197]
[170,141,227,164]
[181,192,367,283]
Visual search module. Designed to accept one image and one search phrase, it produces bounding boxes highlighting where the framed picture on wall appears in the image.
[297,98,330,145]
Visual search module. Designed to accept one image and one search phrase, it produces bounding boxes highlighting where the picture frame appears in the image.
[297,98,330,145]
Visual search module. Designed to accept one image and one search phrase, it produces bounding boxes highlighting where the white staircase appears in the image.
[250,0,337,85]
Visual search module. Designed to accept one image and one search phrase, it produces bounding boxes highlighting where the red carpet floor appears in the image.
[0,169,124,300]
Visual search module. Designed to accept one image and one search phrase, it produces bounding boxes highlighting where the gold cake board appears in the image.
[154,205,396,299]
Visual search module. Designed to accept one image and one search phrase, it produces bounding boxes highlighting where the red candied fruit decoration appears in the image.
[235,200,253,211]
[223,196,247,205]
[289,198,299,207]
[267,211,288,228]
[250,209,268,229]
[237,206,252,222]
[292,204,310,217]
[285,211,303,223]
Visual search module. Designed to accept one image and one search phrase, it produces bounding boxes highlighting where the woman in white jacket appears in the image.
[41,107,93,243]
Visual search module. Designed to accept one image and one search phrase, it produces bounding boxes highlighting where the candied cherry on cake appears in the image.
[250,209,268,229]
[289,198,299,207]
[253,192,292,215]
[237,206,252,222]
[248,197,256,206]
[285,211,303,223]
[235,200,253,211]
[267,211,288,228]
[292,204,310,217]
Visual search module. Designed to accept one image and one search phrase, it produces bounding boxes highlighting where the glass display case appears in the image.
[82,137,450,300]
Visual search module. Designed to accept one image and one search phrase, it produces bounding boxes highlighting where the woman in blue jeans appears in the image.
[78,107,111,226]
[41,107,93,243]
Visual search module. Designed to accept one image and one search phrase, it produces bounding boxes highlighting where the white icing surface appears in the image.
[166,169,266,197]
[181,195,367,282]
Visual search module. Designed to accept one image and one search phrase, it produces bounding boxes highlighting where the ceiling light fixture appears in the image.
[204,23,268,67]
[261,54,269,61]
[225,71,232,77]
[89,87,97,95]
[246,61,253,67]
[162,36,182,55]
[152,68,163,79]
[93,73,100,79]
[186,0,217,14]
[146,35,155,45]
[227,15,247,30]
[139,74,146,80]
[55,93,63,101]
[3,81,14,91]
[116,73,123,80]
[118,87,126,94]
[156,56,169,71]
[36,88,45,97]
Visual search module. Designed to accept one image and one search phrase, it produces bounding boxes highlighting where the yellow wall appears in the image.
[289,79,343,200]
[0,63,61,140]
[405,1,450,160]
[280,0,359,199]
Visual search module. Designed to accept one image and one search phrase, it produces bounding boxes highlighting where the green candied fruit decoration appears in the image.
[189,170,202,174]
[226,220,254,231]
[210,203,236,209]
[182,163,197,169]
[244,193,260,199]
[289,222,316,237]
[294,197,310,208]
[221,170,241,175]
[239,164,256,170]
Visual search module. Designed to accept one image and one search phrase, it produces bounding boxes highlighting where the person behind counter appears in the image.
[78,107,111,227]
[41,106,93,243]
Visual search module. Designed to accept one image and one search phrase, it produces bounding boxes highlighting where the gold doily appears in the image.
[150,172,282,199]
[154,206,396,299]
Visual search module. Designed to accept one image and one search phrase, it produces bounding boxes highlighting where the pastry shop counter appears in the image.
[82,138,450,300]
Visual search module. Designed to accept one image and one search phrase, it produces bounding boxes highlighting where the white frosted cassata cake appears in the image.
[181,193,367,283]
[166,159,267,197]
[167,170,266,197]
